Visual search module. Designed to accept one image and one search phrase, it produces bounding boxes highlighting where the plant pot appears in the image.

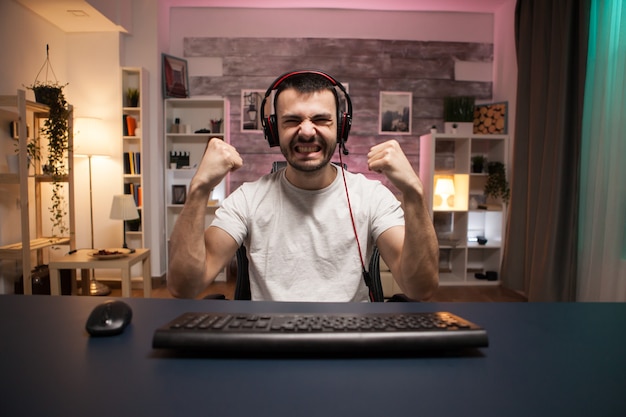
[32,85,62,106]
[211,120,222,133]
[471,164,484,173]
[444,122,473,135]
[471,160,485,173]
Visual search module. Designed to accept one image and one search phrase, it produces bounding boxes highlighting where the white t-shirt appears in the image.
[211,167,404,301]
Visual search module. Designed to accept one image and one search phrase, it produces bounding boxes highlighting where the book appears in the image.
[134,152,141,174]
[123,152,131,174]
[126,115,137,136]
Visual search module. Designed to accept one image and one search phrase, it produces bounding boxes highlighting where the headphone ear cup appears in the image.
[263,114,279,147]
[339,112,352,144]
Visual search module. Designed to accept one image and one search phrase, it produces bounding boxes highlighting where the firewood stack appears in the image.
[473,103,506,134]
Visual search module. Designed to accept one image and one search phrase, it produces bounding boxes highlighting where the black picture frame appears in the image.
[162,54,189,98]
[172,185,187,204]
[379,91,412,135]
[241,89,264,132]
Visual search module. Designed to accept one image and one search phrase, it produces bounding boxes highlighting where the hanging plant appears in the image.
[484,161,510,204]
[25,45,70,236]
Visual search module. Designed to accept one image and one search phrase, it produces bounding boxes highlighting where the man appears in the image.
[167,70,438,301]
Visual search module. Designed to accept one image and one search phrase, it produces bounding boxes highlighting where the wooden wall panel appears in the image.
[184,37,493,195]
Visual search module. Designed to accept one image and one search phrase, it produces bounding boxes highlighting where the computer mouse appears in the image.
[86,300,133,336]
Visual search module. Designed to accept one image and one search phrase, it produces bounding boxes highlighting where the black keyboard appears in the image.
[152,311,488,356]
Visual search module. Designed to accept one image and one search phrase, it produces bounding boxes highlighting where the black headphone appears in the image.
[260,70,352,153]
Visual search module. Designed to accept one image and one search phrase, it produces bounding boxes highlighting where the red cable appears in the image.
[338,149,374,301]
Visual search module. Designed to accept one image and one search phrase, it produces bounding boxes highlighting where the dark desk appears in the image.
[1,296,624,417]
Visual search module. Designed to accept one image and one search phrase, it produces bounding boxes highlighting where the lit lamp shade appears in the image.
[74,116,111,157]
[434,177,456,209]
[110,194,140,221]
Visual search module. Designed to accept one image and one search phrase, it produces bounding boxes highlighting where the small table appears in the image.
[48,248,151,297]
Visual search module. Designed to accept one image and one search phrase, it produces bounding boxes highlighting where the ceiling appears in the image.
[16,0,514,33]
[16,0,125,32]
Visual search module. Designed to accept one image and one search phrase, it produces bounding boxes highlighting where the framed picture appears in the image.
[473,102,508,134]
[162,54,189,98]
[172,185,187,205]
[379,91,412,135]
[10,121,31,139]
[241,89,264,132]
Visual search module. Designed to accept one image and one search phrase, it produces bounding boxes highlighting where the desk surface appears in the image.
[49,248,150,268]
[1,296,624,417]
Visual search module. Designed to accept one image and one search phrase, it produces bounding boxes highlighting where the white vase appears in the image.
[6,154,19,173]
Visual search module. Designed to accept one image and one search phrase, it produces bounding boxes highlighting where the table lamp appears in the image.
[74,117,112,296]
[434,176,456,210]
[109,194,140,249]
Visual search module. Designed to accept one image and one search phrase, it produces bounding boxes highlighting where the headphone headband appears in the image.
[260,70,352,148]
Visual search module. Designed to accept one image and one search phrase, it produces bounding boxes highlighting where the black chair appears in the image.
[224,245,386,302]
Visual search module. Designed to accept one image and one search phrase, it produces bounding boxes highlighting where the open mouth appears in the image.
[294,144,322,154]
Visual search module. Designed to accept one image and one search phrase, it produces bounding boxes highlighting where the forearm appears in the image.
[397,187,439,300]
[167,138,243,298]
[167,180,213,298]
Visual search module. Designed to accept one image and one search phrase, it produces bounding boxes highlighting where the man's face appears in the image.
[275,88,337,172]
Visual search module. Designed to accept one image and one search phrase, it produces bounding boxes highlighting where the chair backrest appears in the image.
[233,245,385,302]
[234,245,251,300]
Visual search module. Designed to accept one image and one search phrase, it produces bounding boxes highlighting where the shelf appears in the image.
[0,90,76,295]
[467,243,501,249]
[166,203,220,209]
[121,67,147,250]
[420,132,508,285]
[0,174,71,184]
[166,132,225,137]
[0,237,70,259]
[164,97,230,270]
[0,95,49,113]
[0,173,19,184]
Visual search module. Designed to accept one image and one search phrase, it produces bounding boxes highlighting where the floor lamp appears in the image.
[74,117,112,296]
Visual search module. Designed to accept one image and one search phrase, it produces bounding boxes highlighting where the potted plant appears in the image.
[443,96,475,134]
[126,88,139,107]
[28,82,70,236]
[471,155,487,173]
[25,46,70,236]
[11,134,41,172]
[484,161,510,204]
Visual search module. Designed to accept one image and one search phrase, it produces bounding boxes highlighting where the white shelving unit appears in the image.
[419,132,508,285]
[0,90,75,294]
[121,67,147,249]
[164,97,230,278]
